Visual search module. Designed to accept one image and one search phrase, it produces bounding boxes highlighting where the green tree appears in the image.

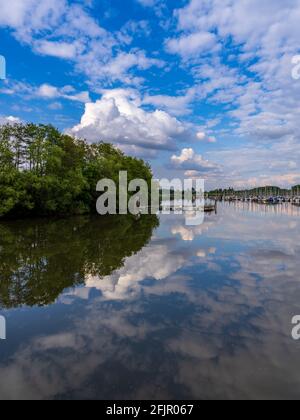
[0,123,153,218]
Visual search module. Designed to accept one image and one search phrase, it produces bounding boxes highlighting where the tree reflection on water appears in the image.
[0,215,159,309]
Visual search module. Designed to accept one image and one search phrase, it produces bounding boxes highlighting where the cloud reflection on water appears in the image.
[1,204,300,399]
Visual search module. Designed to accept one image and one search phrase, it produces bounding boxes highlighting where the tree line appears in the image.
[0,123,153,218]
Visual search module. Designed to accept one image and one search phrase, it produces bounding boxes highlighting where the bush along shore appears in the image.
[0,123,153,219]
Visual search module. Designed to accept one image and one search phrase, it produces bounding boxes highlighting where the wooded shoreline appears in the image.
[0,123,153,219]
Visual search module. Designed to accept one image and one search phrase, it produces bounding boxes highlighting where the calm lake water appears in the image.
[1,202,300,400]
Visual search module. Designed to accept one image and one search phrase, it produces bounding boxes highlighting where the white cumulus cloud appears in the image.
[171,148,220,174]
[70,89,194,154]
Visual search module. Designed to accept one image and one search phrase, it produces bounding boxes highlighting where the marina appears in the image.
[222,196,300,205]
[206,186,300,207]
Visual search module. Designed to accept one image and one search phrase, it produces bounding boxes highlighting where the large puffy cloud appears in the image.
[70,89,194,153]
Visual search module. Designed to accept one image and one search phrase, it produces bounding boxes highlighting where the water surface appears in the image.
[1,203,300,400]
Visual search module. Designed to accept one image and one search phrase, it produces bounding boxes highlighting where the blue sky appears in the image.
[1,0,300,189]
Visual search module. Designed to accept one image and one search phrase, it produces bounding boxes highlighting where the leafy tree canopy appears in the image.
[0,123,153,218]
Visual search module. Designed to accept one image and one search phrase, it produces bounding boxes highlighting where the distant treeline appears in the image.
[208,185,300,197]
[0,123,153,218]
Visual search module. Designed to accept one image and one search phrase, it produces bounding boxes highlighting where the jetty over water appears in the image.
[159,202,217,213]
